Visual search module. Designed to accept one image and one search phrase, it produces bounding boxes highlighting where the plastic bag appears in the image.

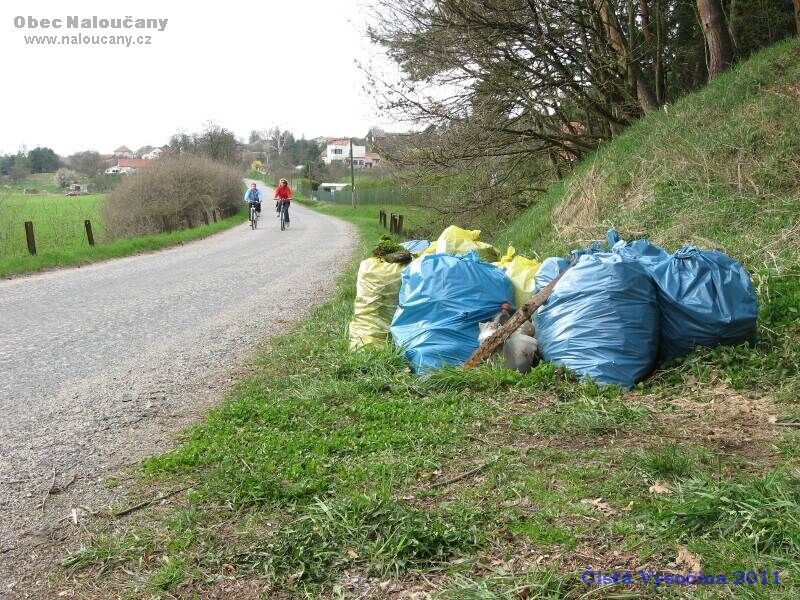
[400,239,431,255]
[535,253,659,388]
[348,258,407,350]
[650,246,758,359]
[534,257,571,293]
[493,247,541,308]
[391,251,514,373]
[421,225,501,262]
[607,228,669,266]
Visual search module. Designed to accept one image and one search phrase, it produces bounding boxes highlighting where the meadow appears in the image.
[0,190,247,278]
[0,192,106,258]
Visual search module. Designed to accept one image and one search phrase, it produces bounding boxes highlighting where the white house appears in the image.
[113,145,134,159]
[142,148,163,160]
[322,138,366,166]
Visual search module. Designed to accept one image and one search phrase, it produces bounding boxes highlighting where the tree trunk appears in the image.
[639,0,653,43]
[696,0,734,79]
[595,0,659,114]
[794,0,800,36]
[654,0,666,103]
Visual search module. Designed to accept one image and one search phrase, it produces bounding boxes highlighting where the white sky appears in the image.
[0,0,404,156]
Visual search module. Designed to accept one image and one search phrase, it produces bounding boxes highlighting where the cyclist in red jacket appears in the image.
[274,178,292,226]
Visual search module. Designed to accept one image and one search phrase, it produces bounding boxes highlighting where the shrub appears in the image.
[54,168,79,189]
[103,156,242,239]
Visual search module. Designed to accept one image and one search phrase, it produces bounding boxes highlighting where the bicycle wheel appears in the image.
[280,205,286,231]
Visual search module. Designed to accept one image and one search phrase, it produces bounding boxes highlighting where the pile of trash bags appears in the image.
[347,224,758,388]
[535,229,758,386]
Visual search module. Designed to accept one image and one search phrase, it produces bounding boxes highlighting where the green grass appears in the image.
[0,191,247,278]
[0,193,105,257]
[58,42,800,599]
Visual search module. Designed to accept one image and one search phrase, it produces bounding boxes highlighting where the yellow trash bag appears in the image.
[422,225,501,262]
[348,257,407,350]
[493,246,541,309]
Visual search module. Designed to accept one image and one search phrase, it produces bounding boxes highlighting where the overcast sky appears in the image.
[0,0,403,156]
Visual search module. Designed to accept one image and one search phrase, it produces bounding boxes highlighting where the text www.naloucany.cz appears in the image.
[23,34,151,47]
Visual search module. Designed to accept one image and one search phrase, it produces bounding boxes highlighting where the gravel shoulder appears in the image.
[0,183,356,597]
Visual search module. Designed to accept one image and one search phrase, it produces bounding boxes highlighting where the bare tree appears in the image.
[696,0,734,79]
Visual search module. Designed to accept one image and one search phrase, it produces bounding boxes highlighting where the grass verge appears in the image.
[57,198,800,599]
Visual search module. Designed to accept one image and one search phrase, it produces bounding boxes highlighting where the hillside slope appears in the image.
[499,38,800,274]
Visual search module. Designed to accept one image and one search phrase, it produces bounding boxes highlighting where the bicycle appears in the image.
[249,202,259,230]
[278,200,290,231]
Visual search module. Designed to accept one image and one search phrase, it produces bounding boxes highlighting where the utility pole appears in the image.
[349,138,356,208]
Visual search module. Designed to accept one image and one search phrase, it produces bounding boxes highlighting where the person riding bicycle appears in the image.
[274,178,292,225]
[244,182,262,215]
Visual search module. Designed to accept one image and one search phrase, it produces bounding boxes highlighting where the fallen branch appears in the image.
[774,422,800,428]
[428,460,496,489]
[464,266,571,368]
[110,487,188,519]
[39,464,57,514]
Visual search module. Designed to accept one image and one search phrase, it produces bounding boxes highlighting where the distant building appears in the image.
[364,127,411,153]
[364,152,382,169]
[322,138,366,166]
[104,158,155,175]
[142,148,163,160]
[113,145,134,159]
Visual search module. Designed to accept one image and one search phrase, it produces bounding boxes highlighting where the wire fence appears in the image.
[296,182,449,206]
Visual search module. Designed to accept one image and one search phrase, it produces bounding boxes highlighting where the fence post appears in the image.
[24,221,36,255]
[397,214,404,236]
[84,220,95,246]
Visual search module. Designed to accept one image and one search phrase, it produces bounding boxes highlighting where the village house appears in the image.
[322,138,367,166]
[113,145,135,159]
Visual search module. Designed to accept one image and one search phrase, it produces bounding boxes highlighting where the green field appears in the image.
[0,192,106,257]
[0,191,247,278]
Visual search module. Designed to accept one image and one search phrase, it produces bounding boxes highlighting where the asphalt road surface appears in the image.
[0,180,355,596]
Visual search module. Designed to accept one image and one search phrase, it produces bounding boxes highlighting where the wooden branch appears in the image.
[464,266,571,368]
[110,487,188,519]
[428,460,496,489]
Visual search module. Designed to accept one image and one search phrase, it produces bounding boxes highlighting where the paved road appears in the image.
[0,181,356,596]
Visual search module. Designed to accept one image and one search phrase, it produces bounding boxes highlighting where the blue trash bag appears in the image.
[535,253,660,388]
[570,241,602,261]
[650,246,758,360]
[400,239,431,254]
[391,251,514,373]
[534,257,571,293]
[607,228,670,266]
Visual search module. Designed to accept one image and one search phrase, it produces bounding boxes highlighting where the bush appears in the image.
[54,168,79,189]
[103,156,242,240]
[88,173,122,192]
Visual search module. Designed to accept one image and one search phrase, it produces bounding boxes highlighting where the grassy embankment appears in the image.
[60,41,799,599]
[0,190,247,278]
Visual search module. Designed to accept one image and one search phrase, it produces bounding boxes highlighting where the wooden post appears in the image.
[84,220,95,246]
[464,266,571,368]
[397,214,404,235]
[24,221,36,255]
